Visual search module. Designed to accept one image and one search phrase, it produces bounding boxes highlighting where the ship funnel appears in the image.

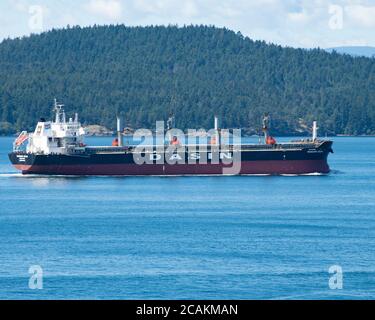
[312,121,318,141]
[117,116,123,147]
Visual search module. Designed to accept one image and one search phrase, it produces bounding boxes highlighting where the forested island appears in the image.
[0,25,374,136]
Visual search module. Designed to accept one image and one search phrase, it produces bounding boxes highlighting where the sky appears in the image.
[1,0,375,48]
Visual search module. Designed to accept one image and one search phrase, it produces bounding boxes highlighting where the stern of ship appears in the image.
[8,152,36,174]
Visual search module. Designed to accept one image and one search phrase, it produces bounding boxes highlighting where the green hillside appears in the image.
[1,25,375,135]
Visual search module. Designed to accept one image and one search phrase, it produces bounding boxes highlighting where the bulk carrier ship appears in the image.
[9,100,333,176]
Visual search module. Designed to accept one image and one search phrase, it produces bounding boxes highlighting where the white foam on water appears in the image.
[0,173,79,178]
[0,173,23,178]
[239,174,272,176]
[280,172,331,177]
[0,171,334,178]
[301,172,326,176]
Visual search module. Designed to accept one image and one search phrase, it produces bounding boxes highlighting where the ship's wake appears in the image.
[0,173,81,178]
[281,173,326,176]
[0,170,342,178]
[0,173,24,177]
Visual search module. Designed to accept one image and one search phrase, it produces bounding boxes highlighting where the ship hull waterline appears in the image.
[12,160,329,176]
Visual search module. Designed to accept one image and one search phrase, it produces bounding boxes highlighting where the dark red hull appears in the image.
[10,140,333,176]
[14,159,330,176]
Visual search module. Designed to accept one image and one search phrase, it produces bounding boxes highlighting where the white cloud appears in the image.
[9,0,27,12]
[134,0,173,14]
[86,0,123,20]
[213,2,241,18]
[60,13,77,27]
[345,5,375,27]
[182,1,199,18]
[2,0,375,48]
[287,10,310,24]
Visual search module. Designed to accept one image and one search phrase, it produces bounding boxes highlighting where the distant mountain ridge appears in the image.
[0,25,375,135]
[326,46,375,58]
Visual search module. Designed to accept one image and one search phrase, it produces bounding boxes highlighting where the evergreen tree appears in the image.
[0,25,374,135]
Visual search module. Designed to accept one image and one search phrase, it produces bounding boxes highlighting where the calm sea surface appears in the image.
[0,136,374,299]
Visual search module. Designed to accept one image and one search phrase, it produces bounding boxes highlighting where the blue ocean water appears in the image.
[0,136,374,300]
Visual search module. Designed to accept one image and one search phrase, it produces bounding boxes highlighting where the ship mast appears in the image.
[262,113,277,145]
[213,115,220,146]
[117,116,123,147]
[262,113,270,144]
[312,121,318,141]
[167,115,175,131]
[53,98,66,124]
[166,114,175,143]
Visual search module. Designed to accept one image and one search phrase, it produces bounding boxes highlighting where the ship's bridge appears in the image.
[25,100,85,155]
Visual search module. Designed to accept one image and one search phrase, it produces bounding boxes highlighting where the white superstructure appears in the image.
[17,99,85,155]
